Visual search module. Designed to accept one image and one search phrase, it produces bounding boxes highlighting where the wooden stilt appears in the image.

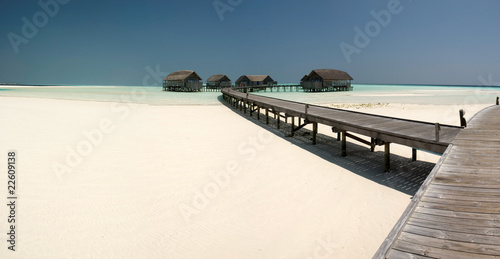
[370,138,375,152]
[385,143,391,172]
[244,101,247,113]
[291,117,295,137]
[277,113,280,129]
[312,122,318,145]
[337,132,341,141]
[265,109,269,124]
[459,109,467,128]
[435,123,440,142]
[341,131,347,157]
[412,148,417,162]
[257,106,260,120]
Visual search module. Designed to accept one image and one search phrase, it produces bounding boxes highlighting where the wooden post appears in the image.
[412,148,417,162]
[265,109,269,124]
[337,132,341,141]
[385,143,391,172]
[459,109,467,128]
[244,101,247,113]
[497,97,499,105]
[341,131,347,157]
[291,117,295,137]
[257,106,260,120]
[312,122,318,145]
[249,104,253,116]
[435,122,441,142]
[277,112,280,129]
[370,138,375,152]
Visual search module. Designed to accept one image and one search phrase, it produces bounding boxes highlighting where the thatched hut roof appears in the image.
[164,70,202,81]
[207,74,231,82]
[308,69,353,80]
[235,75,275,83]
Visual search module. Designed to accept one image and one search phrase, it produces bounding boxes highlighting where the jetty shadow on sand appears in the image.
[218,95,435,196]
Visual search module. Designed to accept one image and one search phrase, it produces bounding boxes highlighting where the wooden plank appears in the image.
[425,190,500,203]
[403,224,500,246]
[407,217,500,236]
[391,240,497,259]
[413,206,500,222]
[386,249,432,259]
[411,211,500,228]
[398,232,500,256]
[418,200,500,214]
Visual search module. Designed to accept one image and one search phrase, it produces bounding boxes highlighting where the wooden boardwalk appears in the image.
[221,88,462,170]
[374,104,500,258]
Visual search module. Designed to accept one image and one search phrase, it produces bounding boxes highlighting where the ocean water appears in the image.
[0,84,499,106]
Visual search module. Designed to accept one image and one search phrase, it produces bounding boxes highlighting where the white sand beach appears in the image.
[0,95,493,258]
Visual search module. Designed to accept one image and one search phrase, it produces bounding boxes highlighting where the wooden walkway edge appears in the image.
[373,104,500,258]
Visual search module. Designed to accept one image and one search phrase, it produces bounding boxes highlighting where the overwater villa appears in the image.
[163,70,203,92]
[206,74,232,90]
[235,75,277,87]
[301,69,353,92]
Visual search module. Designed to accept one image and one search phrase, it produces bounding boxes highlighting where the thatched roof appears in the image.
[207,74,231,82]
[164,70,202,81]
[308,69,353,80]
[235,75,275,83]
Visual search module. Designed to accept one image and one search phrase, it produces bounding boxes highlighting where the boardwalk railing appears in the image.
[221,87,462,171]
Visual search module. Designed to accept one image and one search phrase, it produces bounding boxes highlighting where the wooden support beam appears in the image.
[345,132,371,146]
[412,148,417,162]
[341,131,347,157]
[292,120,310,133]
[497,97,499,105]
[312,122,318,145]
[249,104,253,116]
[459,109,467,128]
[337,132,341,141]
[385,142,391,172]
[265,109,269,124]
[370,138,375,152]
[257,106,260,120]
[244,101,247,113]
[435,122,440,142]
[291,117,295,137]
[277,112,280,129]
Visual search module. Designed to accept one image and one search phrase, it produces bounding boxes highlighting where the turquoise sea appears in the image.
[0,84,499,106]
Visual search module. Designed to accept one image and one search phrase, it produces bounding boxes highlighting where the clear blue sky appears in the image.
[1,0,499,86]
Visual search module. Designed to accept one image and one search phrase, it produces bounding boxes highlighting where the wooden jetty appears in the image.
[221,88,463,171]
[232,84,302,92]
[374,104,500,259]
[222,87,500,258]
